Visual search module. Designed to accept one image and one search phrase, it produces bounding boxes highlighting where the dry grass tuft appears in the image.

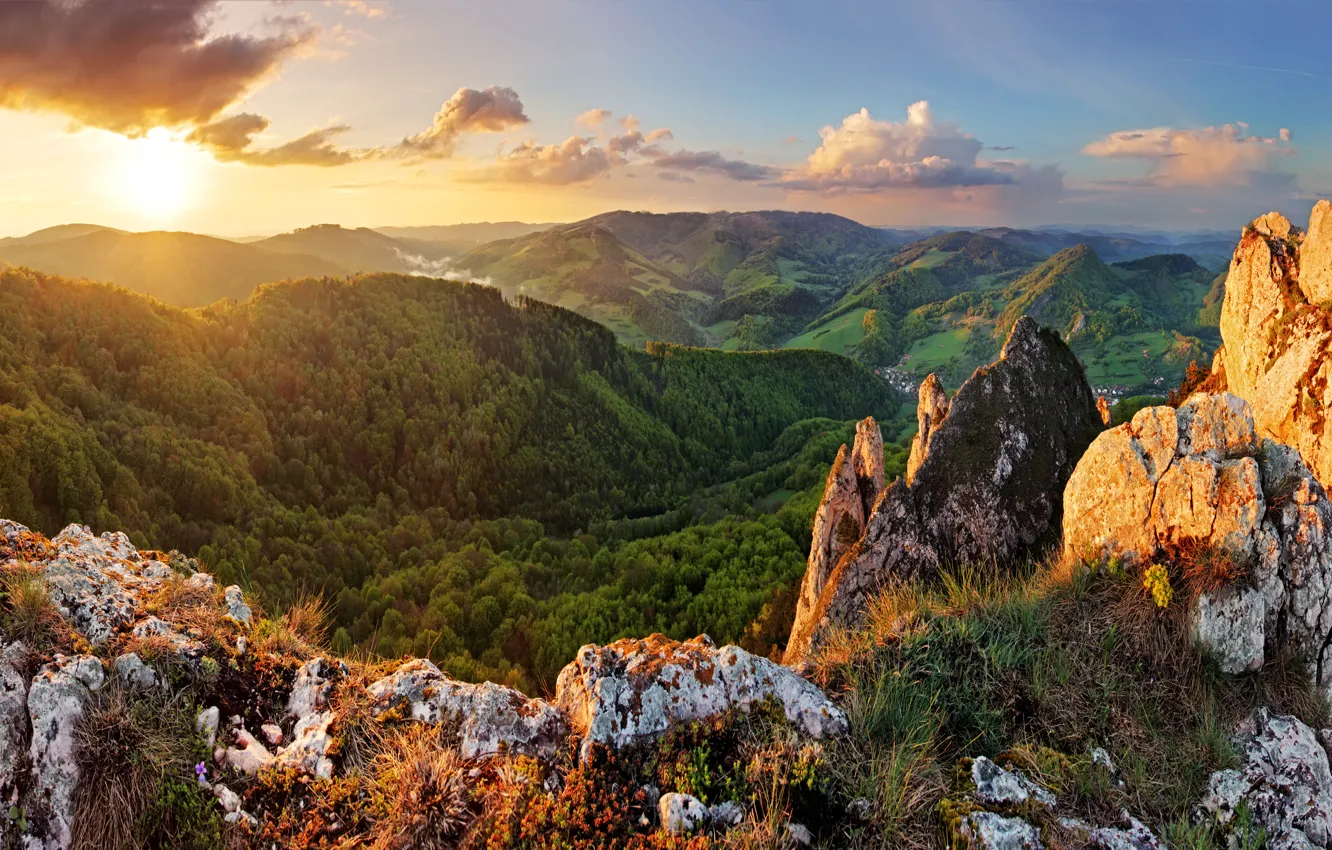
[0,561,63,646]
[367,725,474,850]
[253,592,331,660]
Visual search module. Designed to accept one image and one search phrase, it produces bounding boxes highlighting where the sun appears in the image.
[112,128,198,222]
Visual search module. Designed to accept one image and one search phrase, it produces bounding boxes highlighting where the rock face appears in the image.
[785,317,1102,664]
[1063,393,1332,694]
[24,655,106,850]
[556,634,847,758]
[1198,710,1332,848]
[1213,204,1332,489]
[907,373,949,485]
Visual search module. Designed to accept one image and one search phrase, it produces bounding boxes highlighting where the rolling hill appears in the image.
[453,210,903,347]
[252,224,453,275]
[374,221,559,254]
[0,228,349,306]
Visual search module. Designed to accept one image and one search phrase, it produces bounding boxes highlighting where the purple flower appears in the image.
[195,762,207,780]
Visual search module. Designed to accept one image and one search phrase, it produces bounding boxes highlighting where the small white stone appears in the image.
[197,707,220,750]
[658,792,707,835]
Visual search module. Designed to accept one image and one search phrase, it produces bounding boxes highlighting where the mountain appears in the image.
[975,226,1234,266]
[252,224,453,275]
[454,210,902,348]
[374,221,559,254]
[0,228,348,306]
[0,265,898,688]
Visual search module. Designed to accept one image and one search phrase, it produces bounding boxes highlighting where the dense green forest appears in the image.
[0,268,899,691]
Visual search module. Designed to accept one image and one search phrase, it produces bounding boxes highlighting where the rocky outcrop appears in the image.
[907,373,949,485]
[944,752,1163,850]
[785,317,1102,663]
[1213,204,1332,489]
[368,658,568,760]
[1198,709,1332,848]
[0,520,848,846]
[1063,393,1332,694]
[557,634,847,758]
[795,444,866,624]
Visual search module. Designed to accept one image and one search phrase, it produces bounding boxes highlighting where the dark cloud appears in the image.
[459,136,618,185]
[645,149,777,182]
[394,86,529,159]
[0,0,314,135]
[187,113,361,166]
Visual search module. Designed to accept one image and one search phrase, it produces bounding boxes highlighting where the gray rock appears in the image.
[557,634,846,759]
[959,811,1043,850]
[658,792,707,835]
[223,586,251,626]
[221,727,273,775]
[113,652,157,689]
[1197,710,1332,848]
[197,706,220,750]
[971,756,1056,809]
[23,655,105,850]
[708,800,744,829]
[369,658,567,760]
[0,643,27,810]
[784,822,813,846]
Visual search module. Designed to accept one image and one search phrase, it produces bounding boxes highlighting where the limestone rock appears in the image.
[908,373,949,485]
[786,317,1102,664]
[1064,392,1332,693]
[709,800,745,829]
[785,822,813,846]
[369,658,567,760]
[1197,710,1332,848]
[113,652,157,689]
[0,642,27,808]
[223,586,252,626]
[197,706,221,750]
[795,443,865,629]
[221,727,274,775]
[971,756,1056,809]
[557,634,846,759]
[658,792,707,835]
[958,812,1043,850]
[1218,205,1332,489]
[274,657,347,779]
[911,317,1103,566]
[852,416,886,517]
[24,654,105,850]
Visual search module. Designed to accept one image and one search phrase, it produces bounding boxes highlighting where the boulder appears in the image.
[24,654,105,850]
[1197,709,1332,848]
[557,634,847,759]
[368,658,567,760]
[658,792,707,835]
[221,727,274,775]
[274,657,348,779]
[1215,206,1332,489]
[785,317,1102,664]
[1063,393,1332,694]
[113,652,157,690]
[971,756,1055,809]
[958,812,1043,850]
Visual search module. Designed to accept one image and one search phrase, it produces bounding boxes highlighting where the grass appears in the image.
[0,561,62,646]
[907,249,957,271]
[783,308,870,355]
[808,552,1325,849]
[902,327,969,374]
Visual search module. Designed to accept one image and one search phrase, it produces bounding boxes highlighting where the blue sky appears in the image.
[1,0,1329,234]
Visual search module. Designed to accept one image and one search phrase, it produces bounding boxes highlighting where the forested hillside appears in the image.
[0,267,898,690]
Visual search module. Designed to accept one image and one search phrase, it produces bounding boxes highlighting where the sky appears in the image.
[1,0,1331,237]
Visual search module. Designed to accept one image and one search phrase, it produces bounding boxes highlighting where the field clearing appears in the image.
[782,307,870,355]
[908,249,957,270]
[903,326,969,372]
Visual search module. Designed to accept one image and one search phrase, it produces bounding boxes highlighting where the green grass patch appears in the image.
[783,308,870,355]
[902,327,969,373]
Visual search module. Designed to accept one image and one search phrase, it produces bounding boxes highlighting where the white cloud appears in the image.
[1082,123,1294,186]
[394,86,529,159]
[575,108,612,129]
[782,101,1033,192]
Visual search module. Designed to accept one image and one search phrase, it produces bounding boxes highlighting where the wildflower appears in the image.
[1143,564,1173,609]
[195,761,208,785]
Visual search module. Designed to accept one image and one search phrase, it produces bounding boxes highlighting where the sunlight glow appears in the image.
[112,128,197,222]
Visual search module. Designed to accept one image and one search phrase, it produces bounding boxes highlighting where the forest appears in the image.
[0,268,900,691]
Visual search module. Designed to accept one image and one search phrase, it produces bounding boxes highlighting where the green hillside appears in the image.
[456,210,902,348]
[252,224,452,274]
[0,267,898,688]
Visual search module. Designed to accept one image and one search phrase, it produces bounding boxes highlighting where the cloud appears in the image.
[460,136,620,185]
[657,171,696,184]
[394,86,529,159]
[329,0,389,18]
[782,101,1033,193]
[575,108,612,129]
[986,145,1017,152]
[645,128,674,144]
[646,149,777,182]
[188,113,365,167]
[1082,123,1294,186]
[0,0,315,136]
